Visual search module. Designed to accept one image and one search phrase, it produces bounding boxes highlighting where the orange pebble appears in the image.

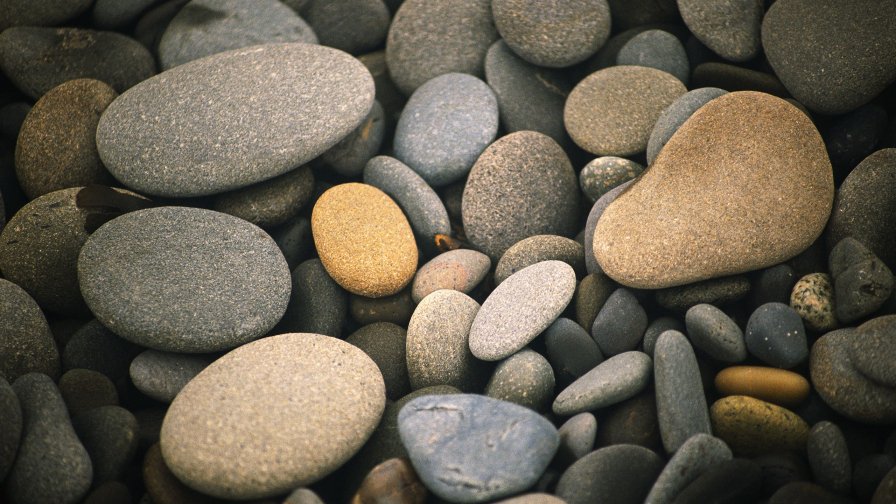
[715,366,810,406]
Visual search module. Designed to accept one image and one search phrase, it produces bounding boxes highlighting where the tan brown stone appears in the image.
[710,395,809,456]
[715,366,810,407]
[352,458,426,504]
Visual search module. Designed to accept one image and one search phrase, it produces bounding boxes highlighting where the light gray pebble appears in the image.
[553,351,652,416]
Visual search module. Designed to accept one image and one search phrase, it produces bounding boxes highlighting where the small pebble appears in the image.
[0,278,59,382]
[642,317,685,358]
[646,87,727,164]
[574,272,614,331]
[346,322,411,401]
[212,165,314,229]
[553,351,652,416]
[275,258,348,338]
[616,29,689,84]
[128,350,212,403]
[671,458,762,503]
[678,0,761,62]
[685,303,747,363]
[715,366,810,407]
[485,349,555,412]
[72,405,139,484]
[654,275,751,313]
[304,0,389,54]
[495,235,584,285]
[352,458,427,504]
[351,288,416,326]
[591,288,648,357]
[806,421,851,495]
[411,249,491,303]
[593,392,661,451]
[791,272,838,332]
[745,302,809,368]
[544,317,604,387]
[58,368,119,416]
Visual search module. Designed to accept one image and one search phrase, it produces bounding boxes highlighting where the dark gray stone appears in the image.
[654,330,711,453]
[350,288,416,326]
[63,320,142,386]
[807,421,851,495]
[72,405,139,484]
[644,434,732,504]
[398,394,559,502]
[485,349,555,412]
[133,0,189,52]
[829,238,893,323]
[0,0,92,30]
[97,43,374,197]
[271,217,313,271]
[578,156,644,204]
[646,87,727,164]
[557,413,597,464]
[752,264,797,308]
[495,235,584,285]
[212,165,314,229]
[78,207,291,353]
[854,454,895,502]
[0,376,21,482]
[672,458,762,504]
[655,275,751,313]
[0,279,59,382]
[58,368,119,417]
[824,104,889,174]
[584,180,633,274]
[346,322,410,401]
[829,236,875,279]
[574,272,614,332]
[556,444,664,504]
[321,100,386,178]
[678,0,761,62]
[544,317,604,387]
[305,0,389,54]
[690,62,788,97]
[92,0,159,29]
[617,29,689,84]
[593,392,661,452]
[591,288,648,357]
[849,315,896,388]
[685,303,747,362]
[745,302,808,368]
[129,350,212,403]
[642,317,684,357]
[553,351,652,416]
[276,258,347,338]
[411,249,491,303]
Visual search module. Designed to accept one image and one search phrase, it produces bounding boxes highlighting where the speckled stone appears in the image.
[484,40,570,144]
[312,183,417,298]
[385,0,498,95]
[129,350,212,404]
[850,315,896,388]
[97,43,374,197]
[574,272,614,331]
[807,421,851,494]
[0,27,155,99]
[617,29,689,84]
[158,0,317,69]
[655,275,751,313]
[565,65,686,156]
[275,258,348,338]
[364,155,451,255]
[321,100,386,178]
[92,0,159,29]
[63,320,142,385]
[645,435,732,504]
[710,395,809,456]
[305,0,389,54]
[0,0,92,30]
[161,333,386,499]
[72,405,139,484]
[556,444,664,504]
[469,261,576,361]
[393,73,498,187]
[715,366,810,407]
[557,413,597,463]
[594,92,834,289]
[14,79,116,199]
[462,131,580,259]
[346,322,410,400]
[553,351,651,416]
[58,368,118,417]
[685,304,747,363]
[790,273,837,332]
[679,0,761,62]
[544,317,604,387]
[79,207,291,352]
[485,349,555,412]
[654,331,712,453]
[351,288,416,326]
[584,180,632,275]
[212,165,314,228]
[398,394,559,502]
[762,0,896,114]
[830,238,893,323]
[0,377,22,482]
[411,249,491,303]
[579,156,644,204]
[646,87,727,164]
[642,317,685,357]
[406,290,488,392]
[495,235,584,285]
[745,302,808,368]
[0,279,59,382]
[591,287,648,357]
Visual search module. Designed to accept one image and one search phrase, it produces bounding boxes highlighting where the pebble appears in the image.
[690,62,789,97]
[58,368,119,416]
[578,156,644,204]
[271,217,314,271]
[584,180,632,275]
[573,273,614,331]
[97,43,374,197]
[406,290,488,392]
[393,73,498,187]
[304,0,389,54]
[346,322,411,401]
[591,288,648,357]
[543,317,604,387]
[132,0,190,52]
[385,0,498,96]
[398,394,559,502]
[710,395,810,456]
[555,444,664,504]
[5,373,93,504]
[762,0,896,114]
[275,258,348,338]
[158,0,317,69]
[684,304,747,362]
[63,320,142,386]
[655,275,751,313]
[854,454,896,502]
[745,302,809,368]
[0,377,22,482]
[557,413,597,464]
[715,366,810,407]
[646,87,727,164]
[129,350,212,403]
[72,405,139,484]
[594,392,661,451]
[644,434,732,504]
[616,29,689,84]
[463,131,580,259]
[351,288,416,326]
[678,0,761,62]
[849,315,896,388]
[807,421,851,495]
[829,238,894,323]
[0,0,92,29]
[160,333,386,499]
[491,0,611,68]
[752,264,797,307]
[14,79,116,199]
[495,235,584,285]
[0,27,155,99]
[654,330,711,453]
[484,40,570,144]
[485,349,555,412]
[78,207,291,352]
[92,0,159,29]
[469,261,576,361]
[824,104,889,174]
[312,183,417,298]
[553,351,652,416]
[321,100,386,178]
[212,165,314,229]
[352,457,427,504]
[671,458,762,503]
[0,278,59,382]
[565,65,686,156]
[790,272,838,332]
[142,442,219,504]
[594,92,834,289]
[411,249,491,304]
[642,317,685,357]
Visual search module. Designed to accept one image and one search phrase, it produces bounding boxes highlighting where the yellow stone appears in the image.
[715,366,810,407]
[710,395,809,456]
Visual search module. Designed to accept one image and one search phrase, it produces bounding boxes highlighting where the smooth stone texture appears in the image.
[305,0,389,54]
[393,73,498,187]
[129,350,212,403]
[715,366,810,407]
[212,165,314,228]
[654,331,711,453]
[0,0,92,30]
[0,27,155,99]
[142,442,220,504]
[642,317,685,357]
[644,434,732,504]
[92,0,159,29]
[63,320,141,385]
[492,0,611,68]
[79,207,291,352]
[406,290,487,392]
[646,87,727,164]
[556,444,664,504]
[591,288,648,356]
[158,0,317,69]
[678,0,761,62]
[807,421,851,495]
[312,183,418,298]
[484,40,569,144]
[495,235,584,285]
[850,316,896,387]
[830,238,894,323]
[469,261,576,361]
[321,100,386,178]
[72,405,139,484]
[350,288,416,327]
[271,217,313,271]
[584,181,632,275]
[463,131,580,259]
[574,272,614,332]
[593,392,661,452]
[0,279,59,382]
[275,258,348,338]
[0,377,21,482]
[594,92,834,289]
[617,29,689,84]
[6,373,92,504]
[710,395,809,456]
[565,65,686,156]
[346,322,410,401]
[745,302,808,368]
[753,264,797,308]
[411,249,491,303]
[485,349,555,412]
[398,394,559,502]
[385,0,498,95]
[655,275,751,313]
[58,368,119,417]
[685,304,747,362]
[14,79,116,199]
[671,458,762,504]
[553,351,652,416]
[762,0,896,114]
[790,272,838,332]
[557,413,597,463]
[97,43,374,197]
[161,333,386,499]
[578,156,644,204]
[544,317,604,387]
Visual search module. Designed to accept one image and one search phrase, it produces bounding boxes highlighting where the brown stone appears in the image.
[352,458,427,504]
[710,395,809,456]
[715,366,810,407]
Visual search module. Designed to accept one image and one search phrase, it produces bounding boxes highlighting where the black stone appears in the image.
[672,458,761,504]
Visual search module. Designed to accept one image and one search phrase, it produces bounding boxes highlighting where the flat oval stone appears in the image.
[556,444,664,504]
[678,0,761,62]
[398,394,559,503]
[485,348,556,412]
[129,350,212,403]
[312,183,418,298]
[469,261,576,361]
[616,29,689,84]
[161,333,386,499]
[96,43,374,197]
[0,278,59,382]
[710,395,809,456]
[411,249,491,304]
[78,206,291,353]
[807,421,851,495]
[565,65,686,156]
[553,351,652,416]
[495,235,584,286]
[594,91,834,289]
[644,434,732,504]
[685,304,747,362]
[715,366,810,407]
[654,330,711,453]
[557,413,597,463]
[646,87,727,165]
[745,302,808,368]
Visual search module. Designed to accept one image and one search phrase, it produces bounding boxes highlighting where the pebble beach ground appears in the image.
[0,0,895,503]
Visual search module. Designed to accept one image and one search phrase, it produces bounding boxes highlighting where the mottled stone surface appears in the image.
[411,249,491,303]
[710,395,809,456]
[0,279,59,382]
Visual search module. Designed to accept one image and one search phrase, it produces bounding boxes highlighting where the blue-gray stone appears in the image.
[553,351,652,416]
[321,100,386,178]
[654,330,711,453]
[684,304,747,362]
[617,29,689,85]
[585,180,633,274]
[591,288,648,356]
[556,444,664,504]
[71,405,139,484]
[129,350,212,403]
[544,317,604,387]
[745,302,808,368]
[646,87,727,164]
[394,72,498,187]
[644,433,733,504]
[398,394,559,503]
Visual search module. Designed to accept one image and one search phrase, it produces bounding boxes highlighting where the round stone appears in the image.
[411,249,491,304]
[745,302,808,368]
[71,405,139,484]
[685,304,747,363]
[346,322,410,401]
[78,206,291,352]
[678,0,761,62]
[616,29,689,84]
[58,368,119,416]
[129,350,212,403]
[714,366,810,407]
[790,272,838,332]
[644,434,733,504]
[212,165,314,229]
[564,65,686,156]
[831,252,893,325]
[646,87,727,165]
[654,330,712,453]
[556,444,664,504]
[311,183,418,298]
[710,395,809,456]
[275,258,348,338]
[591,288,648,357]
[160,333,386,499]
[579,156,644,204]
[553,351,652,416]
[97,43,374,197]
[0,278,59,382]
[485,348,556,412]
[305,0,389,54]
[495,235,584,285]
